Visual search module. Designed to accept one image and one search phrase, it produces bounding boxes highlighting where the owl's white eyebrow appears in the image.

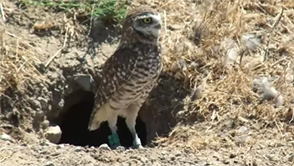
[137,14,161,21]
[136,15,152,19]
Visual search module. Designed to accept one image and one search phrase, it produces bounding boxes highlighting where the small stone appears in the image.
[116,146,125,151]
[222,159,230,164]
[288,154,294,162]
[139,157,149,163]
[40,150,48,155]
[276,143,285,147]
[41,120,50,130]
[75,146,83,152]
[51,152,60,157]
[238,126,247,133]
[21,143,27,146]
[57,144,65,149]
[57,99,64,109]
[161,150,168,155]
[74,74,94,91]
[167,24,184,31]
[44,125,62,144]
[99,143,111,150]
[242,33,261,50]
[235,135,249,145]
[44,162,54,166]
[40,141,55,146]
[225,47,240,67]
[174,151,181,157]
[0,133,14,142]
[229,154,237,158]
[38,97,48,109]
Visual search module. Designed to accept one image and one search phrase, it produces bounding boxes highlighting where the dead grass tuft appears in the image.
[131,0,294,151]
[0,28,44,94]
[0,2,50,103]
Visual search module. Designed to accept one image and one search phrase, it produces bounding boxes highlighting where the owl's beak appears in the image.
[154,23,161,29]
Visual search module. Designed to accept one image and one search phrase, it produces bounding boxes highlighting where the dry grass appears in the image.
[0,18,45,94]
[153,0,294,120]
[129,0,294,152]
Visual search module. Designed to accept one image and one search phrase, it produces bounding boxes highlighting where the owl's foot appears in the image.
[132,134,143,149]
[108,133,120,149]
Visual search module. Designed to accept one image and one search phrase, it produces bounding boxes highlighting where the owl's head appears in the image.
[121,6,162,44]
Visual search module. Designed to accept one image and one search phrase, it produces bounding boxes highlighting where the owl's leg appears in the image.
[126,104,143,149]
[107,112,120,149]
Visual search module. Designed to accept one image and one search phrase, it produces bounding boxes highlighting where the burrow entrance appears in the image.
[56,90,147,147]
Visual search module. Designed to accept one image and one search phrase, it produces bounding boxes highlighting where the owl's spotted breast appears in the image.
[106,43,162,112]
[133,46,162,79]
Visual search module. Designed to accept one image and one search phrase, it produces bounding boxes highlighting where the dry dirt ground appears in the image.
[1,0,294,166]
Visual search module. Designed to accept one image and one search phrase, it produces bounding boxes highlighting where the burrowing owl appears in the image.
[88,6,162,149]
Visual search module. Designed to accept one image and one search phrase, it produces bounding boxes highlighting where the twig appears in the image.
[271,8,284,29]
[270,57,288,67]
[4,31,17,37]
[0,151,16,163]
[87,3,96,37]
[44,29,68,68]
[0,3,6,22]
[0,157,7,163]
[163,10,167,35]
[274,120,283,136]
[17,59,28,73]
[264,8,284,61]
[236,145,241,155]
[289,109,294,124]
[44,48,63,68]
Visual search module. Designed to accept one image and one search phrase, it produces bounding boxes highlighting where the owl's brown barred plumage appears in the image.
[88,6,162,149]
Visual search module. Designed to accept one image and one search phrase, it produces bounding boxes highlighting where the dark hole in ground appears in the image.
[58,90,147,147]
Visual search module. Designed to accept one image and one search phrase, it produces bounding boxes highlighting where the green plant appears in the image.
[18,0,131,23]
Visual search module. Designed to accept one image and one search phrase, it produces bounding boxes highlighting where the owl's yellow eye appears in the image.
[142,17,152,24]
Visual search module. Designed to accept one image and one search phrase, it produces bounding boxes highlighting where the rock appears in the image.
[40,140,55,146]
[38,97,49,109]
[0,133,14,142]
[21,143,27,146]
[75,146,83,152]
[74,74,94,91]
[242,33,262,50]
[225,47,240,67]
[222,159,230,164]
[99,143,111,150]
[41,120,50,130]
[235,135,250,145]
[139,156,149,163]
[174,151,181,157]
[167,24,184,31]
[288,154,294,162]
[44,162,54,166]
[238,126,247,133]
[57,144,65,149]
[44,125,62,144]
[39,150,49,155]
[116,146,125,151]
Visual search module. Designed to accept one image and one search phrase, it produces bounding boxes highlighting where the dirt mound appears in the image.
[1,0,294,165]
[0,0,185,147]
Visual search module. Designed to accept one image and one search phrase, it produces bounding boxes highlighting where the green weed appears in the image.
[18,0,131,23]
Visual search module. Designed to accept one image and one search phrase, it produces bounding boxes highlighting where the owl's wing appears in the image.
[88,46,139,127]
